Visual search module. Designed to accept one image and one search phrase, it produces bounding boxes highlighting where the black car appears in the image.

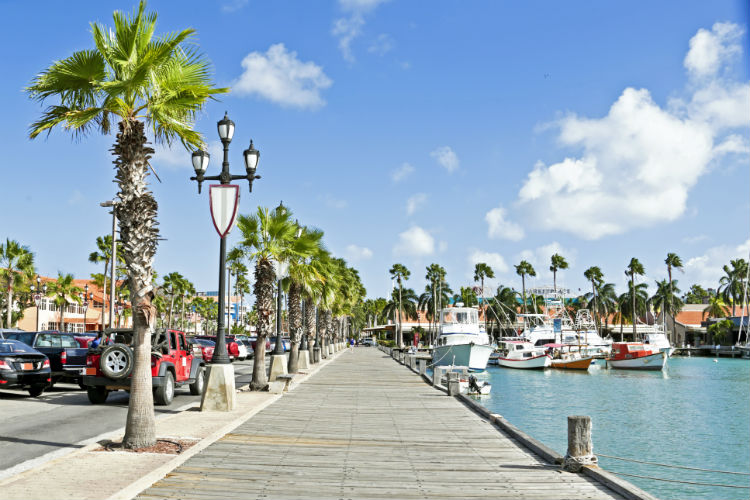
[0,339,51,397]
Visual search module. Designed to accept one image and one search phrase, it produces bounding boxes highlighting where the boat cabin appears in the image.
[609,342,657,360]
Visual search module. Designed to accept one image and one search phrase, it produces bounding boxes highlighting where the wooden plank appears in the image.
[138,349,626,500]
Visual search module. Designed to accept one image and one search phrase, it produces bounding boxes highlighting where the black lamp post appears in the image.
[189,112,260,364]
[273,257,289,356]
[314,306,321,363]
[32,276,43,331]
[80,284,90,333]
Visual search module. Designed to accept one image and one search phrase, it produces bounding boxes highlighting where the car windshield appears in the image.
[0,340,33,353]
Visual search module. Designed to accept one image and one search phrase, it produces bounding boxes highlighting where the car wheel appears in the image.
[189,367,205,395]
[100,344,134,380]
[87,386,109,404]
[154,371,175,406]
[28,384,46,398]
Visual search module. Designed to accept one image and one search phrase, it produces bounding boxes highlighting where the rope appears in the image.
[427,345,455,368]
[607,470,750,489]
[597,453,750,476]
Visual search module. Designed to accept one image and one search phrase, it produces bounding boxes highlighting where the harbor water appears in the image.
[473,357,749,500]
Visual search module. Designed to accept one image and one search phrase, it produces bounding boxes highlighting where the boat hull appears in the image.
[551,357,594,370]
[432,343,493,371]
[606,351,666,371]
[496,354,551,370]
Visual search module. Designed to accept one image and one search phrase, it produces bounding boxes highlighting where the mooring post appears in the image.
[418,358,426,375]
[447,372,461,396]
[563,415,598,472]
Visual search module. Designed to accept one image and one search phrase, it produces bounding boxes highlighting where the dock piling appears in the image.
[563,415,598,472]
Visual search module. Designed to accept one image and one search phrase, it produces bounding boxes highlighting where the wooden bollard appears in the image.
[563,415,598,472]
[447,372,461,396]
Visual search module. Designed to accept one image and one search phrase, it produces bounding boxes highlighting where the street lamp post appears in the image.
[99,200,119,330]
[81,284,90,333]
[32,276,43,331]
[313,306,321,363]
[189,112,260,365]
[116,293,124,328]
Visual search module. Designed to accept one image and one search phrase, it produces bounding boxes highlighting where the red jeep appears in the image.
[83,328,205,405]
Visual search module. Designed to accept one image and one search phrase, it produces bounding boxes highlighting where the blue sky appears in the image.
[1,0,748,301]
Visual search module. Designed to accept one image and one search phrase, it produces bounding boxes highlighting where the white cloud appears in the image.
[332,0,388,62]
[393,226,435,257]
[322,195,348,209]
[514,23,749,240]
[684,22,743,79]
[391,162,414,182]
[468,249,509,274]
[485,205,524,241]
[515,242,576,285]
[368,34,395,56]
[406,193,427,215]
[430,146,459,172]
[344,244,373,261]
[684,239,750,289]
[233,44,332,109]
[221,0,248,12]
[153,140,222,171]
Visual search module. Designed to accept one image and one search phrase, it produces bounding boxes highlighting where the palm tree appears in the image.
[583,266,604,329]
[0,239,35,328]
[549,253,568,293]
[651,279,684,326]
[383,287,418,343]
[237,205,303,390]
[620,281,648,340]
[665,253,683,343]
[389,264,410,348]
[597,282,617,336]
[719,259,748,317]
[88,235,123,331]
[703,295,729,320]
[179,279,195,331]
[486,285,519,336]
[425,264,447,345]
[284,225,324,372]
[47,273,82,332]
[684,284,708,304]
[26,2,226,449]
[473,262,494,334]
[515,260,536,314]
[452,286,478,307]
[161,272,184,329]
[625,258,645,339]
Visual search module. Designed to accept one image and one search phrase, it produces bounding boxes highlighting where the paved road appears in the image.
[0,359,257,474]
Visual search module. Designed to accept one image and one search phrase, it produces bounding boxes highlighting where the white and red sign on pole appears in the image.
[209,184,240,238]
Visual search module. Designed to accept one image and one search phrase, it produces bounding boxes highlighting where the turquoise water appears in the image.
[473,357,749,500]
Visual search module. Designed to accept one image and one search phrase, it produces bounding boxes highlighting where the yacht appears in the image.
[495,340,551,369]
[432,304,493,371]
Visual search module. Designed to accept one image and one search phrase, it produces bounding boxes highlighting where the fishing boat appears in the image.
[432,304,493,371]
[495,341,551,369]
[545,343,594,370]
[605,342,667,371]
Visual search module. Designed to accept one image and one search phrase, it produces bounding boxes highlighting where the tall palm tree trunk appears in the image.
[168,294,174,329]
[251,258,275,390]
[668,267,675,344]
[304,298,315,348]
[114,120,159,449]
[287,282,302,373]
[180,296,185,330]
[6,278,14,328]
[398,282,403,348]
[591,280,597,330]
[522,275,527,314]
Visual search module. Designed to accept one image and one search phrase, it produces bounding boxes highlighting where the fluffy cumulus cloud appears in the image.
[684,239,749,289]
[344,244,373,261]
[393,226,435,257]
[332,0,389,62]
[391,162,414,182]
[485,205,524,241]
[515,242,576,285]
[430,146,459,173]
[406,193,427,215]
[233,44,332,109]
[154,140,223,171]
[468,249,509,274]
[515,23,749,240]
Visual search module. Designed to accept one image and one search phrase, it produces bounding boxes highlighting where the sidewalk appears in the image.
[0,347,348,500]
[137,348,626,500]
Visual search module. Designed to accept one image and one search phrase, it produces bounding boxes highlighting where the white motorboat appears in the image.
[641,325,675,357]
[605,343,667,371]
[495,341,551,369]
[432,304,493,371]
[516,306,611,358]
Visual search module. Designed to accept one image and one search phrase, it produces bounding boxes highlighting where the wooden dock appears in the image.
[138,348,631,500]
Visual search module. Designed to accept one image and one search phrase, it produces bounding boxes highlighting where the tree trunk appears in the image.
[287,282,302,373]
[631,274,636,340]
[398,281,403,348]
[668,267,675,345]
[304,298,315,347]
[60,300,65,332]
[251,258,274,390]
[168,294,174,329]
[180,296,185,331]
[113,120,159,449]
[6,277,14,328]
[522,275,526,315]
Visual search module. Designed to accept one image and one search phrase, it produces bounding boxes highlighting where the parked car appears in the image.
[190,338,216,363]
[359,338,376,347]
[233,335,255,359]
[194,335,241,361]
[74,333,100,348]
[0,339,51,397]
[6,331,88,387]
[83,328,205,405]
[268,337,291,353]
[248,336,271,355]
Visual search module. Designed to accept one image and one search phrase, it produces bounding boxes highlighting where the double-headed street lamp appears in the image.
[31,276,47,331]
[190,112,260,364]
[80,284,92,333]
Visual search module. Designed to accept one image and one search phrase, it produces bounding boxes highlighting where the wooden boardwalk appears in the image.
[139,348,624,500]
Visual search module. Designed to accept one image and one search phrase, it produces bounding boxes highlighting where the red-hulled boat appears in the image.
[605,342,666,371]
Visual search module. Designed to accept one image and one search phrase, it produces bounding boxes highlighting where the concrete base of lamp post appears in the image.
[269,353,288,381]
[298,349,310,370]
[200,364,237,412]
[313,347,321,363]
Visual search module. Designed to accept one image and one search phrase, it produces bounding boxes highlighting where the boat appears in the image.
[495,341,551,369]
[545,343,594,370]
[643,329,675,357]
[605,342,667,371]
[432,304,494,371]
